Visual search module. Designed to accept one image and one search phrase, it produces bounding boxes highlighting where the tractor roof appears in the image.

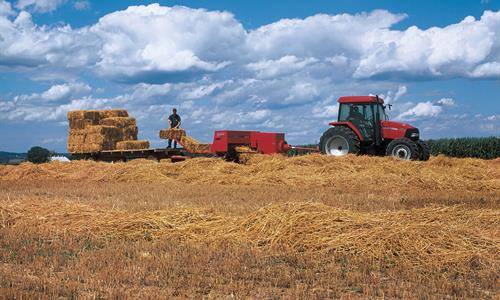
[338,96,384,104]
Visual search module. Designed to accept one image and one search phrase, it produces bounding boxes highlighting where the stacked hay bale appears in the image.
[159,128,211,153]
[67,110,149,153]
[116,141,150,150]
[68,125,123,153]
[99,116,139,141]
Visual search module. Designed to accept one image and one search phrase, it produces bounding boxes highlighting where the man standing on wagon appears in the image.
[167,108,181,149]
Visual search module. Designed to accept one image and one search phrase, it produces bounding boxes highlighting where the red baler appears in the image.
[210,130,291,155]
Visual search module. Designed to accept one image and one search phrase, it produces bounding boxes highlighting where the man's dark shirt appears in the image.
[348,111,365,122]
[169,114,181,128]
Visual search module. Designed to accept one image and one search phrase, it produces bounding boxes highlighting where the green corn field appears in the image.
[426,137,499,159]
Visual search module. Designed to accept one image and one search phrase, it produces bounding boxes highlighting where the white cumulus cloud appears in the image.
[437,98,455,106]
[73,0,89,10]
[247,10,406,60]
[398,101,443,120]
[14,82,91,103]
[0,10,99,68]
[0,0,14,16]
[246,55,318,79]
[90,4,246,82]
[485,114,499,121]
[469,62,500,78]
[312,104,338,118]
[355,12,500,79]
[382,85,407,103]
[40,82,91,101]
[1,82,92,121]
[16,0,66,13]
[1,5,499,83]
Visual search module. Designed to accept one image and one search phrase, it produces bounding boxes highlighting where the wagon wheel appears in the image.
[146,155,159,162]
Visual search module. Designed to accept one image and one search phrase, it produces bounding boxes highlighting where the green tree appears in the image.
[26,146,51,164]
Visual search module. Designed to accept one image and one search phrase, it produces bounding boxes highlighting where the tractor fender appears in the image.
[328,122,364,141]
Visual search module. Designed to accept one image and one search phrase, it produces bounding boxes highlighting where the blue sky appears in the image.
[0,0,499,152]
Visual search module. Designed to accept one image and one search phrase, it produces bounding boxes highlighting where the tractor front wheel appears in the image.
[319,126,360,156]
[386,138,420,160]
[416,140,430,161]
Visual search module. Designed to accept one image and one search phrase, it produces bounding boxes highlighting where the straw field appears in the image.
[0,155,499,298]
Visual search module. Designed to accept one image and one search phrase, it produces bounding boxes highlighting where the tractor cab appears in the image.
[337,97,387,142]
[319,96,430,161]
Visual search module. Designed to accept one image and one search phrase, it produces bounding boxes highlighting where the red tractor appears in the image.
[319,96,430,161]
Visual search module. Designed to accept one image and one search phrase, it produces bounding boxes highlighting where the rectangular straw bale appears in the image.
[67,110,101,121]
[99,117,136,127]
[67,142,91,153]
[85,126,123,150]
[67,132,86,145]
[115,140,150,150]
[85,133,122,145]
[99,109,129,119]
[67,129,87,153]
[121,126,138,141]
[67,110,86,120]
[86,125,123,138]
[68,128,86,136]
[68,109,128,121]
[68,142,116,153]
[67,144,78,153]
[159,128,186,140]
[69,118,99,130]
[67,144,93,153]
[85,134,109,145]
[83,111,102,121]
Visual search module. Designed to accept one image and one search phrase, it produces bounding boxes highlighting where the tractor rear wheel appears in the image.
[386,138,420,160]
[416,140,430,161]
[319,126,360,156]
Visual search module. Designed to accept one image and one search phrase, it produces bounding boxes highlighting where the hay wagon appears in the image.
[70,147,188,162]
[66,109,309,163]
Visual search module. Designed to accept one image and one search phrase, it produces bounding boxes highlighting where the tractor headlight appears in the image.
[405,129,420,139]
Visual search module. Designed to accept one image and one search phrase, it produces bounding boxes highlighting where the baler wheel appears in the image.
[416,140,430,161]
[319,127,360,156]
[386,138,420,160]
[224,147,240,163]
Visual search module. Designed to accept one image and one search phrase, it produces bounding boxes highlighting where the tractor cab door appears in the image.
[339,103,375,141]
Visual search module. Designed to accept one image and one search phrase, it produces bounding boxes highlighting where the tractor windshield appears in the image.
[376,104,388,121]
[339,103,388,122]
[338,103,373,122]
[338,103,374,140]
